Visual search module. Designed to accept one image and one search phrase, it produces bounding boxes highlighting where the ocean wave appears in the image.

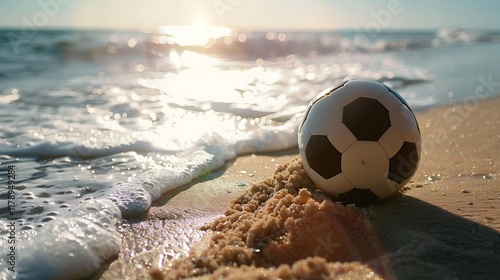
[2,28,498,64]
[433,27,495,45]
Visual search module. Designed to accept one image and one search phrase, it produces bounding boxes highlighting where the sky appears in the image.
[0,0,499,31]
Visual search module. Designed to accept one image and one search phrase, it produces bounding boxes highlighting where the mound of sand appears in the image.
[156,159,394,279]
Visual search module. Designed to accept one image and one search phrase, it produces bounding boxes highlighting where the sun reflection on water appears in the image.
[169,50,219,69]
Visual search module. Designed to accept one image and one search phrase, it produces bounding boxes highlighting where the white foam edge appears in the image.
[103,116,300,216]
[12,199,121,280]
[0,114,301,279]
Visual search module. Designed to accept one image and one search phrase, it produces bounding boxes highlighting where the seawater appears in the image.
[0,27,499,279]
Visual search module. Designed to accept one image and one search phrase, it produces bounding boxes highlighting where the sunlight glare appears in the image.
[158,22,233,47]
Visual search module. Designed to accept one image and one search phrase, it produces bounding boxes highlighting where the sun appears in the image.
[158,17,233,47]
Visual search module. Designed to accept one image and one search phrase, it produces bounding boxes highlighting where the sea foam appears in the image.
[1,199,120,280]
[0,117,301,279]
[103,119,300,215]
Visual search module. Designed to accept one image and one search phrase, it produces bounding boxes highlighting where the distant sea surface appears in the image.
[0,27,499,278]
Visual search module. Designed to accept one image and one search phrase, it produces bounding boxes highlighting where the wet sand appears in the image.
[98,97,500,279]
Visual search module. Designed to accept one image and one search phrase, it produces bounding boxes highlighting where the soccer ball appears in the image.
[298,80,421,206]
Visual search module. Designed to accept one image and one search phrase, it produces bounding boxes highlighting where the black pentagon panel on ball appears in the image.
[342,97,391,141]
[338,188,380,207]
[305,135,342,179]
[388,141,419,183]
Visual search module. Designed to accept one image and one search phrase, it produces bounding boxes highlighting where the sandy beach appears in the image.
[97,97,500,279]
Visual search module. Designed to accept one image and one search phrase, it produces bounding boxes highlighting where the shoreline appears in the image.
[99,97,500,279]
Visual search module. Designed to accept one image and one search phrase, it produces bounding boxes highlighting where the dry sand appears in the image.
[97,97,500,280]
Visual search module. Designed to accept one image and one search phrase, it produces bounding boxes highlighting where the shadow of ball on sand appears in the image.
[371,195,500,280]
